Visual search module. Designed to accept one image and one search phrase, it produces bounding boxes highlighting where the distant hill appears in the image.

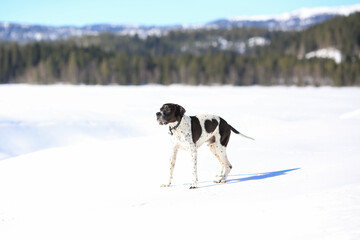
[0,12,359,86]
[265,11,360,58]
[211,4,360,30]
[0,4,359,42]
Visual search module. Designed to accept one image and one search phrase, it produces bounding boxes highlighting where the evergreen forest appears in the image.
[1,12,359,86]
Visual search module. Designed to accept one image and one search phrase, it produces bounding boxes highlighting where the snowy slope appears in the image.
[305,47,342,63]
[212,4,360,30]
[1,85,360,240]
[229,4,360,22]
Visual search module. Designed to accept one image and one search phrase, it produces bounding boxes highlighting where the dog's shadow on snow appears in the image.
[199,168,300,188]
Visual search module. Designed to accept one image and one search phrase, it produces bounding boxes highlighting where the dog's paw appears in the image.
[160,184,170,187]
[215,179,226,184]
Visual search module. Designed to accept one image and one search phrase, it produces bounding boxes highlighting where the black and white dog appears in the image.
[156,103,253,189]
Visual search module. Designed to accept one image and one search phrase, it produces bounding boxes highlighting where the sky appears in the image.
[0,0,359,26]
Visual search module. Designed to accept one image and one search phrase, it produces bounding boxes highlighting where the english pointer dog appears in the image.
[156,103,253,189]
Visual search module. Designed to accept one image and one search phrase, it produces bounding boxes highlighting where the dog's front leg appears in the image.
[189,146,198,189]
[161,145,179,187]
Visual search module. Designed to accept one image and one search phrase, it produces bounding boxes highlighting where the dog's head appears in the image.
[156,103,186,125]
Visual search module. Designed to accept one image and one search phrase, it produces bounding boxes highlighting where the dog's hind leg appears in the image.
[222,153,232,183]
[208,144,225,178]
[215,147,232,183]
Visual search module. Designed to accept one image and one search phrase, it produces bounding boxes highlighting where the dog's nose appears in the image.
[156,112,161,117]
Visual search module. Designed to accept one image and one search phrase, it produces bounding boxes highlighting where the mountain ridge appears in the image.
[209,4,360,30]
[1,4,360,42]
[228,4,360,21]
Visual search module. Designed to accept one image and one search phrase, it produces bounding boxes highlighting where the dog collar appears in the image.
[169,117,182,135]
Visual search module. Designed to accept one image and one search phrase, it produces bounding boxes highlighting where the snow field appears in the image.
[0,85,360,239]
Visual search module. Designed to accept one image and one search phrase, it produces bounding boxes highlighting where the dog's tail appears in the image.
[230,125,254,140]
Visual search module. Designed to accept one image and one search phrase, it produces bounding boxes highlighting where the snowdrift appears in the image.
[1,85,359,239]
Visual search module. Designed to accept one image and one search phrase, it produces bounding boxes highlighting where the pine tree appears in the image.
[67,52,78,84]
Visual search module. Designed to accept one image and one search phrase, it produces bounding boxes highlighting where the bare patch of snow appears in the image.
[248,36,270,47]
[305,47,342,63]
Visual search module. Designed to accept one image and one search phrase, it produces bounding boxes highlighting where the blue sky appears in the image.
[0,0,359,26]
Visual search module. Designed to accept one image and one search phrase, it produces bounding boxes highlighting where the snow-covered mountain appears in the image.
[210,4,360,30]
[1,4,360,42]
[0,22,181,42]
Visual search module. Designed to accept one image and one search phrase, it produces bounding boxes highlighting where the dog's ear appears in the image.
[175,104,186,119]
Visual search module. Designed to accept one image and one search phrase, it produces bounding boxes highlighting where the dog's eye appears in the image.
[163,106,172,115]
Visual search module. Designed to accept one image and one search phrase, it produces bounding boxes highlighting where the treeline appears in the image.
[266,11,360,58]
[1,13,360,86]
[69,27,270,55]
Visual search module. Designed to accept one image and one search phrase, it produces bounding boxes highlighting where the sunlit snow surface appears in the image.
[1,85,360,240]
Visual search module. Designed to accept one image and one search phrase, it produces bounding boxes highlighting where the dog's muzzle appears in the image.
[156,112,168,125]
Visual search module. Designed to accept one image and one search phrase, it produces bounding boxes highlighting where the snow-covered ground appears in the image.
[305,47,342,64]
[1,85,360,240]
